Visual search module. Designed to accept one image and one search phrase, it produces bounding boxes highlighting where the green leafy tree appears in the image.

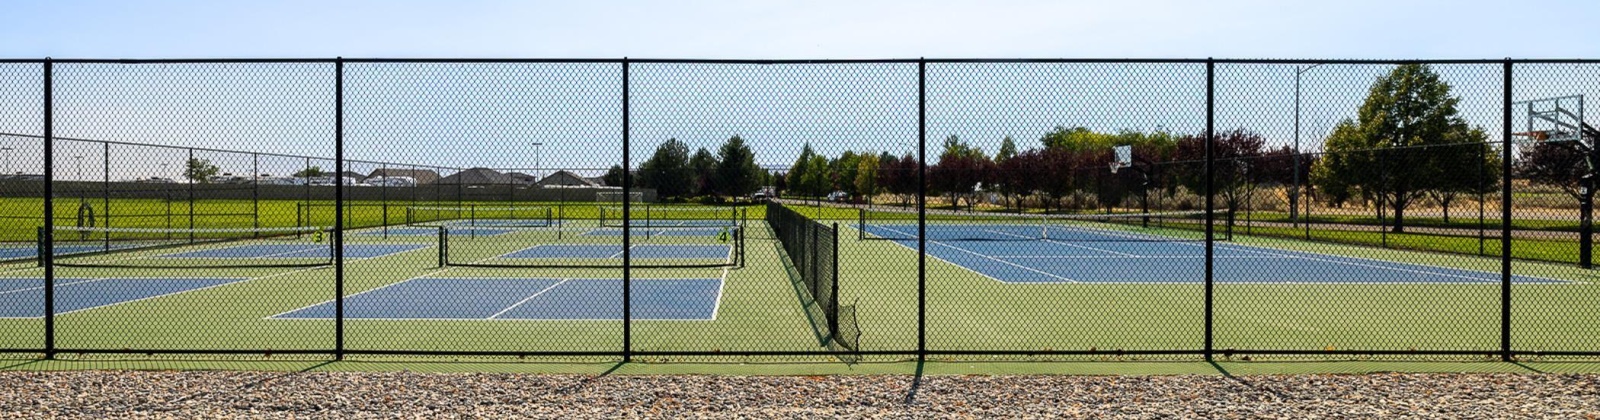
[800,154,830,200]
[638,138,693,200]
[185,158,221,184]
[787,143,817,198]
[854,152,880,203]
[292,166,326,178]
[1312,64,1488,232]
[689,147,719,197]
[832,151,861,198]
[1041,126,1116,152]
[602,164,629,187]
[714,135,762,199]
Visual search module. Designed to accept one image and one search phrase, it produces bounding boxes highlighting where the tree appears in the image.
[1519,141,1589,200]
[787,143,817,198]
[854,152,880,204]
[801,154,830,200]
[602,164,629,187]
[714,135,762,199]
[992,136,1020,210]
[1425,138,1499,222]
[638,138,693,200]
[773,171,788,196]
[831,151,862,199]
[1312,64,1487,232]
[1171,129,1268,214]
[292,165,324,178]
[878,152,919,207]
[185,158,220,184]
[1040,126,1116,151]
[928,135,991,210]
[998,147,1045,211]
[689,147,719,197]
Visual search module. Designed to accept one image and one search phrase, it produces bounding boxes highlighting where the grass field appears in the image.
[0,199,1596,363]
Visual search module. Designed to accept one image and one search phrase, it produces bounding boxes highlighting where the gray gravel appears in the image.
[0,371,1596,418]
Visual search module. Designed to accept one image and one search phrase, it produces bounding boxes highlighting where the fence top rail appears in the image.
[0,132,459,173]
[4,57,1598,65]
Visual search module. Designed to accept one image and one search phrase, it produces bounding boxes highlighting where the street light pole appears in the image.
[1293,63,1325,227]
[74,155,83,181]
[531,142,543,183]
[1,147,12,175]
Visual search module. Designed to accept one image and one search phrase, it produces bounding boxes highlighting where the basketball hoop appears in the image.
[1110,144,1132,174]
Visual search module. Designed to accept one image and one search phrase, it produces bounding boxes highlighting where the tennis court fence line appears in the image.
[0,58,1597,362]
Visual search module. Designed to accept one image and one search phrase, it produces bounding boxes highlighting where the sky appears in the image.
[2,0,1599,179]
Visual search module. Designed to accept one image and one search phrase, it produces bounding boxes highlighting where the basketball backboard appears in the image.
[1512,95,1586,145]
[1110,145,1132,174]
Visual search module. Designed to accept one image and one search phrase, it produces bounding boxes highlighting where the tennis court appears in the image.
[0,277,248,317]
[273,277,724,320]
[160,243,425,259]
[862,220,1566,284]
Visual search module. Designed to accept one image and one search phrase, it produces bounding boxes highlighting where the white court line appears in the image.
[1161,239,1508,282]
[709,268,729,321]
[992,255,1280,259]
[50,277,251,317]
[847,224,1017,284]
[487,278,570,319]
[267,243,529,319]
[877,225,1079,283]
[0,277,111,296]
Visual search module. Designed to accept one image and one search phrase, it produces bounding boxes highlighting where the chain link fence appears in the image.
[0,58,1595,362]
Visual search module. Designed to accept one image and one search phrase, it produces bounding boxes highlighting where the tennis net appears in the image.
[45,225,335,268]
[406,205,555,228]
[767,202,858,356]
[858,208,1229,242]
[598,205,743,229]
[437,225,745,269]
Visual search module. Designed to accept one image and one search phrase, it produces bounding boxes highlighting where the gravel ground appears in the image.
[0,371,1596,419]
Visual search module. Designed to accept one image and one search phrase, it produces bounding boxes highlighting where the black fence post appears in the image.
[831,222,840,340]
[916,58,928,361]
[1479,142,1487,256]
[1500,59,1513,362]
[102,141,110,250]
[187,148,195,243]
[252,152,260,237]
[334,57,346,361]
[42,58,55,359]
[1203,58,1216,361]
[621,57,633,362]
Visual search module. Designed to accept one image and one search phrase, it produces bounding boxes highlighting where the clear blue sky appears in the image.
[5,0,1598,59]
[2,0,1598,179]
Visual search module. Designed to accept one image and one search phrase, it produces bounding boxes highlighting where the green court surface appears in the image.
[0,202,1596,371]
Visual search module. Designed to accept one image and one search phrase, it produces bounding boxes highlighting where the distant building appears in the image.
[437,167,514,185]
[507,172,538,186]
[535,170,601,188]
[367,168,440,185]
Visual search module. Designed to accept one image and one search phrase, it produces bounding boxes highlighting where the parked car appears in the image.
[827,191,850,203]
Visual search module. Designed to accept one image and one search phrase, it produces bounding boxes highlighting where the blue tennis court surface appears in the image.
[354,227,512,236]
[863,224,1564,284]
[502,244,730,260]
[274,277,722,320]
[1,243,147,260]
[160,244,426,259]
[0,277,246,317]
